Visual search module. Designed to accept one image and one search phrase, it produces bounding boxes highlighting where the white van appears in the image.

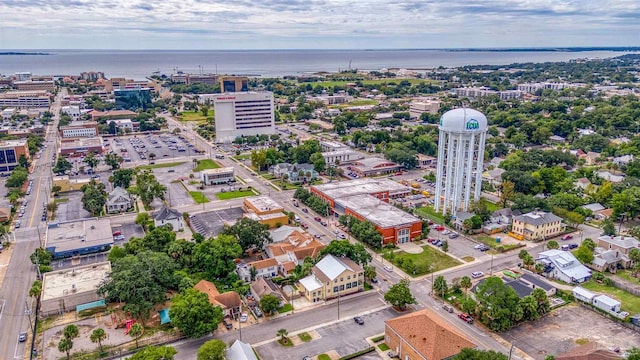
[295,215,301,222]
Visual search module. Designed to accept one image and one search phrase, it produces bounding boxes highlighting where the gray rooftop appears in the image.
[312,178,410,199]
[154,205,182,221]
[597,235,640,249]
[520,273,555,291]
[46,218,113,253]
[244,195,283,212]
[41,261,111,301]
[514,211,562,226]
[335,195,421,228]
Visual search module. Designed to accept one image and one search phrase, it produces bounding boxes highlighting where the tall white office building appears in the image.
[434,108,488,215]
[213,92,275,143]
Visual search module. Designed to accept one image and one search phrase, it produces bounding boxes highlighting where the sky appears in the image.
[1,0,639,49]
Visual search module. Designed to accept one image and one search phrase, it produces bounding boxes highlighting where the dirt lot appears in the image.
[503,304,639,359]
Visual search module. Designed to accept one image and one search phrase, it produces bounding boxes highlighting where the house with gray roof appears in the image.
[537,250,591,283]
[512,211,564,241]
[153,205,184,231]
[227,340,258,360]
[106,186,134,214]
[297,254,363,302]
[270,163,317,184]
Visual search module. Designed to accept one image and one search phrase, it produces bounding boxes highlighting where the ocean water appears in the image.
[0,49,633,80]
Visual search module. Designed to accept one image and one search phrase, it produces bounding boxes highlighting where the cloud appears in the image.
[0,0,638,49]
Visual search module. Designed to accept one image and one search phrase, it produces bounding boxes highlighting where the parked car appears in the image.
[449,233,459,239]
[443,304,454,313]
[370,277,378,283]
[561,234,574,240]
[320,220,327,226]
[300,223,309,229]
[239,313,248,322]
[338,233,346,239]
[436,226,445,231]
[569,243,579,249]
[384,265,393,272]
[223,319,233,329]
[354,316,365,325]
[302,208,308,213]
[471,271,484,279]
[442,230,451,235]
[314,217,321,222]
[18,331,27,342]
[458,313,474,324]
[254,308,263,317]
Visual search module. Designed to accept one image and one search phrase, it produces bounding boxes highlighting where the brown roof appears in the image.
[193,279,241,310]
[214,291,242,310]
[556,343,621,360]
[194,279,220,305]
[385,308,475,360]
[595,209,614,218]
[249,258,278,270]
[281,261,296,273]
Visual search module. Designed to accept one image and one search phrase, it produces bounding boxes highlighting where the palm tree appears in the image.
[63,324,79,340]
[277,328,288,343]
[460,276,472,299]
[90,328,107,353]
[58,338,73,360]
[128,323,143,348]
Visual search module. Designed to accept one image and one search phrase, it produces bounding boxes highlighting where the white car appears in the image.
[471,271,484,279]
[239,313,248,323]
[384,265,393,272]
[442,230,451,235]
[474,244,484,249]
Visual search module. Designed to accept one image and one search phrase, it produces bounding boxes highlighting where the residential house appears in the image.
[584,152,601,166]
[596,170,624,183]
[593,235,640,271]
[594,208,613,220]
[519,272,557,297]
[270,163,317,184]
[237,258,278,282]
[266,226,325,277]
[575,177,593,191]
[250,277,284,305]
[593,294,622,314]
[549,135,566,144]
[482,168,505,187]
[573,286,596,303]
[453,211,474,231]
[537,250,592,283]
[555,342,622,360]
[613,154,633,166]
[193,280,242,319]
[581,203,605,213]
[490,208,513,225]
[105,187,134,214]
[153,205,184,230]
[511,211,564,241]
[226,340,259,360]
[298,254,364,302]
[384,308,475,360]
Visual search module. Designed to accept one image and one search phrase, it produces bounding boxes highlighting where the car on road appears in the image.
[471,271,484,279]
[18,331,27,342]
[458,313,474,324]
[370,277,378,283]
[384,265,393,272]
[338,233,346,239]
[239,313,248,322]
[561,234,574,240]
[303,357,312,360]
[314,216,321,222]
[320,220,327,226]
[449,233,459,239]
[302,208,308,213]
[354,316,364,325]
[443,304,454,313]
[300,223,308,229]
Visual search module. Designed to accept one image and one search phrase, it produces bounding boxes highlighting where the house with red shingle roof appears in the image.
[194,280,242,318]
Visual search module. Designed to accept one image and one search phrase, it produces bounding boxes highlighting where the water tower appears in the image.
[434,108,488,215]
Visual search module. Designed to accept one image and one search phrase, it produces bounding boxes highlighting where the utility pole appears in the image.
[490,251,494,276]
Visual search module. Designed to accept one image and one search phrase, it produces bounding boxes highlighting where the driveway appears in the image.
[55,192,91,222]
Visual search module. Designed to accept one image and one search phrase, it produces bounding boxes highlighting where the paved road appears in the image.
[0,89,66,358]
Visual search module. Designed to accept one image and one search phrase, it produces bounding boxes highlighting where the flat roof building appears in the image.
[60,121,99,138]
[45,219,114,259]
[0,90,50,109]
[201,167,235,185]
[14,80,56,92]
[214,92,276,143]
[243,195,288,228]
[40,261,111,316]
[0,139,30,174]
[59,137,104,157]
[219,76,249,92]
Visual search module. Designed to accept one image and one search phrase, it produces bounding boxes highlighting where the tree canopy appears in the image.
[169,288,223,338]
[384,279,416,310]
[222,217,271,253]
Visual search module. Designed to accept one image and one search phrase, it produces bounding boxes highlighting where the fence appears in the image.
[608,277,640,297]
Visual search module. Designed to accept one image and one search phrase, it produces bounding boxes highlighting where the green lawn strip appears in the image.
[277,304,293,314]
[277,338,293,347]
[215,190,256,200]
[378,343,390,351]
[318,355,331,360]
[189,191,209,204]
[480,198,500,212]
[179,110,214,122]
[383,246,461,277]
[415,206,444,223]
[580,280,640,314]
[298,332,312,342]
[137,162,185,170]
[233,154,251,160]
[193,159,221,172]
[614,270,640,283]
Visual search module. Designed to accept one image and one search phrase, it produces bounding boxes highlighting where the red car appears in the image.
[436,226,445,231]
[561,234,574,240]
[300,223,308,229]
[458,313,474,324]
[314,217,321,222]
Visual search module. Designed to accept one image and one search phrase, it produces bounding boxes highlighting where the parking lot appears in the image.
[55,191,91,222]
[189,207,245,238]
[503,304,640,359]
[107,133,203,163]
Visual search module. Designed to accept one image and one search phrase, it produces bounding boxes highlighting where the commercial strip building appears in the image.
[45,219,114,259]
[14,80,56,92]
[321,149,363,165]
[59,121,99,138]
[40,261,111,316]
[242,196,288,228]
[311,179,420,245]
[348,157,400,177]
[0,139,30,174]
[384,308,475,360]
[59,137,104,157]
[201,167,235,185]
[0,90,51,109]
[213,92,276,143]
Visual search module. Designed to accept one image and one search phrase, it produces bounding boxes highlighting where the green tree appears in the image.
[460,276,472,299]
[135,212,152,231]
[5,166,28,188]
[582,238,596,251]
[222,217,271,253]
[130,169,166,208]
[384,279,417,310]
[364,265,377,282]
[475,277,523,332]
[128,323,144,349]
[197,339,226,360]
[83,152,100,171]
[192,235,243,281]
[518,250,531,261]
[63,324,79,340]
[320,240,372,266]
[520,295,540,321]
[601,218,616,236]
[260,294,281,315]
[547,240,559,250]
[53,157,72,175]
[104,153,123,170]
[170,288,223,338]
[575,245,594,264]
[277,328,288,342]
[29,280,42,299]
[90,328,107,353]
[81,179,108,216]
[442,240,449,252]
[452,348,508,360]
[433,275,448,298]
[129,345,177,360]
[499,180,515,207]
[58,338,73,360]
[110,168,135,188]
[627,347,640,360]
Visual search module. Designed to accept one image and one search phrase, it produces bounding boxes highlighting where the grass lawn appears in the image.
[415,206,444,223]
[277,303,293,314]
[298,332,312,342]
[581,280,640,314]
[53,197,69,204]
[137,162,185,170]
[378,344,390,351]
[318,355,331,360]
[233,154,251,161]
[615,270,640,284]
[189,191,209,204]
[215,190,256,200]
[481,198,500,212]
[277,338,293,347]
[383,246,461,277]
[179,110,214,122]
[193,159,221,172]
[476,235,523,252]
[261,173,276,180]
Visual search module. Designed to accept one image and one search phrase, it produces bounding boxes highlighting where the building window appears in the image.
[340,277,343,282]
[346,283,352,289]
[339,285,344,291]
[347,276,350,280]
[352,281,358,288]
[333,286,338,293]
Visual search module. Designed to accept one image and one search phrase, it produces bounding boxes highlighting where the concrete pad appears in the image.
[397,242,424,254]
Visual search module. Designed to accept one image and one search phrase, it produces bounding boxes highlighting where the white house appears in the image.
[226,340,258,360]
[537,250,592,283]
[572,286,596,303]
[593,294,621,313]
[153,205,184,231]
[105,187,134,214]
[237,258,278,282]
